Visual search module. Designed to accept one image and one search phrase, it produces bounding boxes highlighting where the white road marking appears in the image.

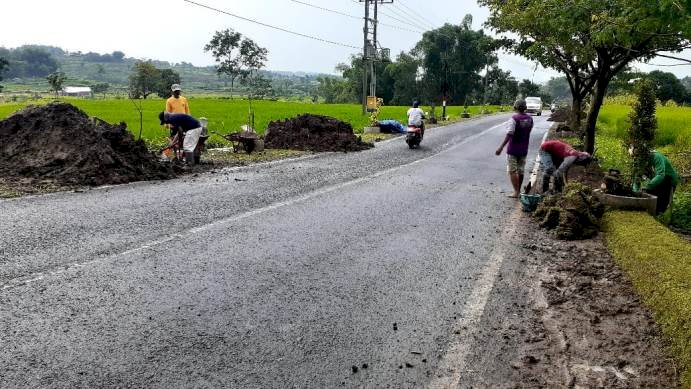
[429,207,522,388]
[2,121,508,291]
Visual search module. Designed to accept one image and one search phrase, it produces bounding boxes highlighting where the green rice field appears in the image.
[0,98,499,146]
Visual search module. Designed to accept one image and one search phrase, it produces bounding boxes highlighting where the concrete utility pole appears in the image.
[360,0,392,115]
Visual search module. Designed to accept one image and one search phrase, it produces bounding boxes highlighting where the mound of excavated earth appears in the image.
[548,106,570,122]
[0,103,174,186]
[533,182,605,240]
[264,114,373,152]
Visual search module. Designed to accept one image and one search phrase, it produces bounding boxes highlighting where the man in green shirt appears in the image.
[643,151,681,214]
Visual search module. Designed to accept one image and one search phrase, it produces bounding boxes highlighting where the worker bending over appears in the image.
[159,112,203,165]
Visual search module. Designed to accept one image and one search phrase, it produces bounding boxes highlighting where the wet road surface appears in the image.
[1,114,551,388]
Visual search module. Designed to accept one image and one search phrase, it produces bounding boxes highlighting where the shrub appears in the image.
[671,190,691,231]
[628,80,657,189]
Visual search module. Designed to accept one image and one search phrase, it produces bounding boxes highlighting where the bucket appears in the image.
[520,193,542,212]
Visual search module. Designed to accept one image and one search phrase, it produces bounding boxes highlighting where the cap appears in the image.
[171,84,181,92]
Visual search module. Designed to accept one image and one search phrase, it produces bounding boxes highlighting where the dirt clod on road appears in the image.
[264,114,373,152]
[0,103,174,186]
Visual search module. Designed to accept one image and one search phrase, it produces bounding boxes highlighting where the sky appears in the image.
[1,0,689,83]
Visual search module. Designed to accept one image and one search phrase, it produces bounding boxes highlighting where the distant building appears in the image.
[61,86,92,97]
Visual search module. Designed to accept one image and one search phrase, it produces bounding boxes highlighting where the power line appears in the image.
[390,1,436,31]
[290,0,423,34]
[347,0,427,33]
[378,7,429,33]
[183,0,360,49]
[290,0,361,20]
[397,0,442,29]
[387,3,434,30]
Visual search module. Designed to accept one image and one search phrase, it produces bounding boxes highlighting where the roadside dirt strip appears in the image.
[457,213,678,388]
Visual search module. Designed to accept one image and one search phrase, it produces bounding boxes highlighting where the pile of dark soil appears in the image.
[0,103,174,186]
[264,114,373,152]
[534,182,605,239]
[547,106,570,122]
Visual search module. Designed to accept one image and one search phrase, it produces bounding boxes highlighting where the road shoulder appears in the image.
[459,216,678,387]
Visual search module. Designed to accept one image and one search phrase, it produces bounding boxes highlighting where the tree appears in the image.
[46,71,66,98]
[482,65,519,105]
[628,80,657,189]
[91,82,109,99]
[542,76,572,102]
[112,51,125,62]
[414,16,498,104]
[383,52,420,105]
[0,57,8,92]
[156,68,181,98]
[480,0,691,153]
[96,64,106,80]
[204,29,243,98]
[518,79,541,98]
[242,73,274,99]
[607,70,642,96]
[128,61,160,99]
[316,76,351,103]
[645,70,687,104]
[238,38,268,78]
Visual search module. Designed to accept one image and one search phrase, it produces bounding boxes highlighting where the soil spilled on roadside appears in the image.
[516,230,678,387]
[264,114,373,152]
[0,103,175,186]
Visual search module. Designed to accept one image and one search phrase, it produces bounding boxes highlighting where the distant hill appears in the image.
[1,45,331,98]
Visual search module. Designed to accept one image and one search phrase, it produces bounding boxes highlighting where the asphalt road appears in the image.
[0,113,551,388]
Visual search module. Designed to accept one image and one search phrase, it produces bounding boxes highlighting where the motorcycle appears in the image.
[406,124,424,149]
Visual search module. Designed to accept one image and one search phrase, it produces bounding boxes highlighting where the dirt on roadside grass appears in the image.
[0,103,175,186]
[264,114,373,152]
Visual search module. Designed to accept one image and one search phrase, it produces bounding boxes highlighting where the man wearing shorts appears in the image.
[495,100,533,198]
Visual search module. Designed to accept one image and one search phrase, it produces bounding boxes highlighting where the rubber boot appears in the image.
[184,151,195,166]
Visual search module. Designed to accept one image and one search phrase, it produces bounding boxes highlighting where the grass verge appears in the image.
[603,211,691,387]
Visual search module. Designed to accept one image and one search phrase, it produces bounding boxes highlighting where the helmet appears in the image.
[412,101,420,108]
[514,99,527,112]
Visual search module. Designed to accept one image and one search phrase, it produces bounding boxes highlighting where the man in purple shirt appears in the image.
[495,100,533,198]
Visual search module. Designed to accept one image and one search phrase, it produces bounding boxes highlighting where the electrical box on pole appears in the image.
[360,0,393,114]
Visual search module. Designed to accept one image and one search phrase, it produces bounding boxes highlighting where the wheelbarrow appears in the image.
[221,130,259,154]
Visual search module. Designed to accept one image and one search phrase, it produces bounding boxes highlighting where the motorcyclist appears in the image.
[407,101,426,135]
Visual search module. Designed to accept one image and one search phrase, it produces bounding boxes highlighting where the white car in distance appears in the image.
[525,97,543,116]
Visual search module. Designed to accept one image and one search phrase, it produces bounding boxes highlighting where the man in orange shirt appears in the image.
[166,84,189,114]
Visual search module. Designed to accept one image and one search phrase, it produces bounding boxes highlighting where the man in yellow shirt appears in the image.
[166,84,189,114]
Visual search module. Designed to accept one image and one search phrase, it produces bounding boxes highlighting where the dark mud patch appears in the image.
[0,103,174,186]
[264,114,373,152]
